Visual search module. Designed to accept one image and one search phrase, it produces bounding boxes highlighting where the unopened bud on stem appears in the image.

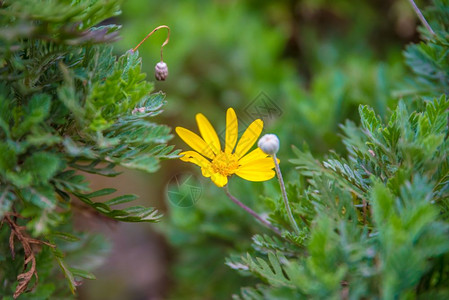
[259,133,300,234]
[258,134,279,155]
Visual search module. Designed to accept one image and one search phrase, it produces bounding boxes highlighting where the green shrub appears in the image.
[0,1,177,298]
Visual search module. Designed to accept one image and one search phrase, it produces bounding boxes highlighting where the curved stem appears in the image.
[407,0,435,36]
[223,185,282,236]
[273,154,301,234]
[132,25,170,61]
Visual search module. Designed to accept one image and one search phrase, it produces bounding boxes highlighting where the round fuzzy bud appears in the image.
[258,134,279,155]
[155,61,168,81]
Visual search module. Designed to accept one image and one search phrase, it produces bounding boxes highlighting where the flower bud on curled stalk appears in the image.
[131,25,170,81]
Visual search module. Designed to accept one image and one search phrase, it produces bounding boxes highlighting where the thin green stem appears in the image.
[272,154,300,234]
[408,0,435,35]
[223,185,282,236]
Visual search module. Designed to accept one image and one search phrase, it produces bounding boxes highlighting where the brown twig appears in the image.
[3,213,55,299]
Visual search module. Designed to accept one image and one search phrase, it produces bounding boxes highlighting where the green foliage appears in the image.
[0,0,177,297]
[122,0,414,298]
[231,92,449,297]
[215,1,449,299]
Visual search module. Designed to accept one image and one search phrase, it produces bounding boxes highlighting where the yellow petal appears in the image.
[196,113,221,154]
[238,157,276,171]
[236,157,278,182]
[179,151,212,178]
[201,167,212,178]
[235,169,275,182]
[210,172,228,187]
[238,148,269,165]
[179,151,210,166]
[176,127,215,159]
[234,119,263,158]
[225,108,238,153]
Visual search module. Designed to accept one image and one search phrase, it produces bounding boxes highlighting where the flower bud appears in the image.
[258,134,279,155]
[155,61,168,81]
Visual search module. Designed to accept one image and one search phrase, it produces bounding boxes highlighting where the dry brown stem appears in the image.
[2,213,55,299]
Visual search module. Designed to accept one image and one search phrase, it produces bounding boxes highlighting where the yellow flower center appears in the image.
[211,151,240,176]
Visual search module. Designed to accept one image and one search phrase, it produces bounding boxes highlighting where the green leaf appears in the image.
[371,181,394,225]
[69,268,96,280]
[83,188,117,198]
[22,151,62,184]
[243,252,294,288]
[50,232,81,242]
[70,160,121,177]
[63,138,96,159]
[20,185,56,209]
[0,142,17,173]
[54,255,76,295]
[13,94,51,138]
[104,194,138,206]
[74,191,162,223]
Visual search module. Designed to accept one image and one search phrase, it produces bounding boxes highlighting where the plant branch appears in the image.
[273,154,301,234]
[408,0,435,35]
[223,185,282,236]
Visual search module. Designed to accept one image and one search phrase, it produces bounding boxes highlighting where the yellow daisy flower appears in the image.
[175,108,277,187]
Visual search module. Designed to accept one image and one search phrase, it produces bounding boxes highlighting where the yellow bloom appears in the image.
[176,108,277,187]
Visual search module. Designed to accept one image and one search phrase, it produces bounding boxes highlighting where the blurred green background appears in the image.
[79,0,422,299]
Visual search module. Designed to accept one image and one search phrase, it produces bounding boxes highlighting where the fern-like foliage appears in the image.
[0,0,178,297]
